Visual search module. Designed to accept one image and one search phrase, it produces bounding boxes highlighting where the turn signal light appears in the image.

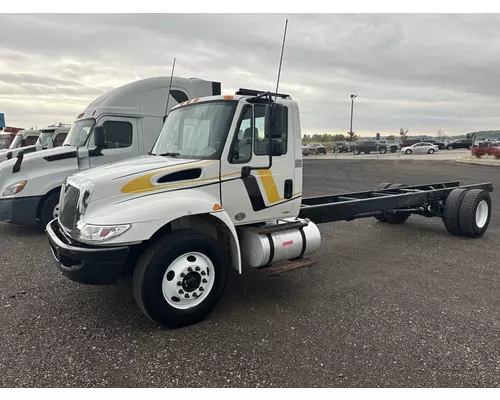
[212,204,223,211]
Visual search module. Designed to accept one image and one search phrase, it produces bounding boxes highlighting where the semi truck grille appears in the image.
[59,184,80,231]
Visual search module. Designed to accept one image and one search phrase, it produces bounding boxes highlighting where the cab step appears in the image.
[261,257,317,277]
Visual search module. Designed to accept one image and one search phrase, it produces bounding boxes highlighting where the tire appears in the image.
[405,149,412,154]
[468,145,472,150]
[338,148,344,153]
[133,229,229,328]
[332,148,336,153]
[353,149,361,155]
[383,184,411,224]
[428,149,435,154]
[442,188,468,236]
[447,145,453,150]
[374,183,394,222]
[379,148,387,154]
[458,189,492,238]
[364,150,371,154]
[40,191,61,227]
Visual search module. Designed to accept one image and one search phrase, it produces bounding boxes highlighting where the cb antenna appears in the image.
[164,57,176,119]
[274,18,288,102]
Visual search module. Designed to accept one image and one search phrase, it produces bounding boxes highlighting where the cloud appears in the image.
[1,13,500,136]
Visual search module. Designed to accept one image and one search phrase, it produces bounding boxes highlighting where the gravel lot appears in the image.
[1,159,499,388]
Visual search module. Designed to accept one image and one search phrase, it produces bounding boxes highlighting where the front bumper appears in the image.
[46,218,130,285]
[0,196,41,226]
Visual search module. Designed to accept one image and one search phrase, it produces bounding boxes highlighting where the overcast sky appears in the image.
[2,13,500,137]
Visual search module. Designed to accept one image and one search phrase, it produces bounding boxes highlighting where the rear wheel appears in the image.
[375,183,411,224]
[40,191,60,227]
[442,188,468,236]
[379,148,387,154]
[133,229,229,328]
[458,189,491,238]
[468,145,473,150]
[353,148,361,155]
[447,145,453,150]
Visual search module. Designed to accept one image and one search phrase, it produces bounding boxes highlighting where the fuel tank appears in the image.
[239,219,322,268]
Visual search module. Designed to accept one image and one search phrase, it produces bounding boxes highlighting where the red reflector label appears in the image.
[282,240,293,246]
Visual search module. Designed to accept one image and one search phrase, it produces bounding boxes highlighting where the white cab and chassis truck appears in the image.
[46,89,494,328]
[0,76,221,228]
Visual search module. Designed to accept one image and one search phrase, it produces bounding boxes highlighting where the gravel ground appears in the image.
[1,159,499,388]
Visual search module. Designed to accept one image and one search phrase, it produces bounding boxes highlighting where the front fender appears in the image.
[81,189,242,273]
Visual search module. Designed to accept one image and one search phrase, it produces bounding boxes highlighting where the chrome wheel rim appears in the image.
[53,203,60,219]
[475,200,489,228]
[162,252,215,310]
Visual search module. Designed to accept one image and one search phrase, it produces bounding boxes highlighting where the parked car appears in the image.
[444,138,473,150]
[332,141,350,153]
[302,145,310,156]
[352,140,388,155]
[308,143,327,155]
[425,139,446,150]
[401,142,439,155]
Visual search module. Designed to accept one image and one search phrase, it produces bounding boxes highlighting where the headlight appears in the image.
[78,223,131,242]
[3,181,27,196]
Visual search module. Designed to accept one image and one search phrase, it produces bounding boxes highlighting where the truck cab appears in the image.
[0,124,71,161]
[0,76,221,227]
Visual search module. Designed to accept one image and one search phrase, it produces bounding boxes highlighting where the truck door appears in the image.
[220,102,295,225]
[89,117,139,167]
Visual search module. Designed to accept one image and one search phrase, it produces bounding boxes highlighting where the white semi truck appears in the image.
[0,123,71,161]
[0,76,221,227]
[45,88,493,329]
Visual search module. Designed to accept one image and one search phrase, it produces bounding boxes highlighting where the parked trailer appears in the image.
[45,89,494,329]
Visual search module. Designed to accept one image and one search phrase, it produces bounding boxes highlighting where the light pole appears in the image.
[349,94,357,139]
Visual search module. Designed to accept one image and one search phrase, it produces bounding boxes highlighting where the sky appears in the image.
[2,13,500,137]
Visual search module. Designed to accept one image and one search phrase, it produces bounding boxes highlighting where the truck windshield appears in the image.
[151,101,236,159]
[0,137,8,149]
[63,119,96,147]
[38,130,55,148]
[9,134,23,149]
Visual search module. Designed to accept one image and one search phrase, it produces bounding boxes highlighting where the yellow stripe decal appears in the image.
[257,170,283,204]
[121,160,214,194]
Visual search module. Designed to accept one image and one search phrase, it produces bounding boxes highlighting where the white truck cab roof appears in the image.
[78,76,220,121]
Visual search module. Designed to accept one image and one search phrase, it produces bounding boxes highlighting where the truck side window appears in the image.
[102,121,133,149]
[230,106,252,164]
[25,135,39,146]
[254,104,288,156]
[54,132,67,147]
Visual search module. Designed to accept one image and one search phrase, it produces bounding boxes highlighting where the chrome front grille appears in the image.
[59,184,80,231]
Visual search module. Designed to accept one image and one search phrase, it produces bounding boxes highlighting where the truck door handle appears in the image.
[284,179,293,199]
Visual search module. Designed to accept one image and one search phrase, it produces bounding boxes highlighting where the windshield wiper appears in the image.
[159,152,181,158]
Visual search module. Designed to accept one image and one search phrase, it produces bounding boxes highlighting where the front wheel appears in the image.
[40,191,61,227]
[379,148,387,154]
[405,149,412,154]
[353,149,361,155]
[468,145,472,150]
[133,229,229,328]
[447,145,453,150]
[428,149,435,154]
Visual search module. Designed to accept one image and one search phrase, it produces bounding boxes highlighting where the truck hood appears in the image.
[69,155,218,203]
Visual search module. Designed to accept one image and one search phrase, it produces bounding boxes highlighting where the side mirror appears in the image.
[93,126,105,148]
[264,102,286,140]
[271,140,284,156]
